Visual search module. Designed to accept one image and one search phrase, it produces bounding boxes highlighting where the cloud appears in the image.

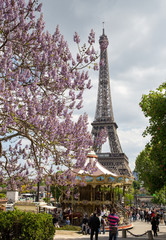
[41,0,166,171]
[118,128,150,170]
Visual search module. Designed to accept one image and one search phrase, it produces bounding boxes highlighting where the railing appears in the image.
[116,202,130,225]
[122,229,154,240]
[116,202,129,214]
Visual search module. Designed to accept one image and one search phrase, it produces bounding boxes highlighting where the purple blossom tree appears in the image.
[0,0,102,191]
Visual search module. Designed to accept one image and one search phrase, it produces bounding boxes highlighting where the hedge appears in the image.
[0,209,55,240]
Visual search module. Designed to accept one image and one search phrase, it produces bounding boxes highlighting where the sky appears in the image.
[40,0,166,171]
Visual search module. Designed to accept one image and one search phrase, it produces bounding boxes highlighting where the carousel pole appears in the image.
[78,186,80,202]
[93,186,95,213]
[110,185,112,206]
[118,186,120,202]
[102,186,105,201]
[91,185,93,214]
[100,186,101,213]
[89,185,92,216]
[110,185,113,207]
[123,185,126,206]
[112,187,114,207]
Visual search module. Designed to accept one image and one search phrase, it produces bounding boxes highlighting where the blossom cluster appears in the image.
[93,128,108,153]
[0,0,101,191]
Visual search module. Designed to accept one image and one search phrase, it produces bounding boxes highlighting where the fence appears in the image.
[122,229,154,240]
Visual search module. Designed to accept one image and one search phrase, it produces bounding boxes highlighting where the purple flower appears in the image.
[73,32,80,44]
[0,0,98,190]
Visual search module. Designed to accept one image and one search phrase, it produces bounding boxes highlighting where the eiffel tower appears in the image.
[91,28,132,177]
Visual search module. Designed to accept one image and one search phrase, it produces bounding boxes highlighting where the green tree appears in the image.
[151,187,166,205]
[50,185,61,201]
[132,180,141,207]
[135,147,164,193]
[132,180,141,191]
[138,82,166,192]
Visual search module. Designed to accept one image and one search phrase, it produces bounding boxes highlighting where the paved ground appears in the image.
[54,221,166,240]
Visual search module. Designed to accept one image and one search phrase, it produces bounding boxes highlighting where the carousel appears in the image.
[60,151,133,226]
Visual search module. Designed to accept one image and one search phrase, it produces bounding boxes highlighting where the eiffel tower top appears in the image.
[99,26,109,50]
[94,27,114,123]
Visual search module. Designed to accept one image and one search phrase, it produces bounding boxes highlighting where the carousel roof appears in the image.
[73,151,118,177]
[66,151,133,185]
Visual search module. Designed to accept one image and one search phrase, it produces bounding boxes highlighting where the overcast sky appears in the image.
[41,0,166,171]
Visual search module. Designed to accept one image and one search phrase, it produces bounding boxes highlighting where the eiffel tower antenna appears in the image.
[91,28,132,176]
[102,22,105,33]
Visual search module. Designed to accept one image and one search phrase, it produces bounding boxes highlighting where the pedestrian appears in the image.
[88,212,100,240]
[101,207,106,217]
[132,210,136,221]
[53,214,58,227]
[139,209,144,221]
[101,215,106,234]
[164,211,166,225]
[156,213,160,232]
[65,216,70,225]
[136,212,140,221]
[151,216,158,237]
[98,214,102,234]
[82,214,89,235]
[151,210,155,218]
[144,210,148,222]
[107,208,120,240]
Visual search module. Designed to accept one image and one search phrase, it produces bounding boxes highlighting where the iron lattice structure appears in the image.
[91,29,132,177]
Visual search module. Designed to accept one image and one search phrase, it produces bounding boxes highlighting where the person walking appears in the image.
[88,212,100,240]
[101,215,106,234]
[107,208,120,240]
[164,211,166,225]
[82,214,89,235]
[98,214,102,234]
[156,213,160,232]
[151,216,158,237]
[139,209,144,221]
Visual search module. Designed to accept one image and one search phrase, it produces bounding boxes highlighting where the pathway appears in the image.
[54,221,166,240]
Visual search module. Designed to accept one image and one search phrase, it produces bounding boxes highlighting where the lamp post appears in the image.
[164,185,166,207]
[36,181,40,202]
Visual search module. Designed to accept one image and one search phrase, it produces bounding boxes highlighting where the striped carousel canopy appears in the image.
[70,151,133,185]
[73,151,118,177]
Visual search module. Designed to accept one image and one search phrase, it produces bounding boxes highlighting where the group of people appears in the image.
[82,207,166,240]
[129,207,166,237]
[81,208,119,240]
[81,213,106,235]
[129,207,165,223]
[55,205,166,239]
